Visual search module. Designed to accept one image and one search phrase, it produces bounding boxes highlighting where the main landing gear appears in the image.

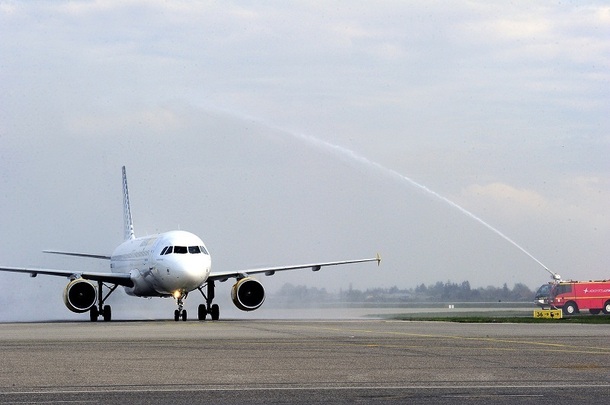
[90,281,118,322]
[196,280,220,321]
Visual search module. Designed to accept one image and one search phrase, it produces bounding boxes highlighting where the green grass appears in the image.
[386,313,610,324]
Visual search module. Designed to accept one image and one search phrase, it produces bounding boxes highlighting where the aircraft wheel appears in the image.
[89,306,99,322]
[198,304,207,321]
[103,305,112,322]
[182,310,187,321]
[174,309,180,321]
[211,304,220,321]
[563,302,578,316]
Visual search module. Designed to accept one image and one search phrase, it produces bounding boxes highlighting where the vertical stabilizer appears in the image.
[122,166,135,240]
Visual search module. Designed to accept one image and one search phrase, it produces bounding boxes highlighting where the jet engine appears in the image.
[231,277,265,311]
[63,279,97,313]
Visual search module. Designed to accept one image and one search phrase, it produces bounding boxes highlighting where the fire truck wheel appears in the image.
[603,301,610,315]
[589,309,601,315]
[563,302,578,316]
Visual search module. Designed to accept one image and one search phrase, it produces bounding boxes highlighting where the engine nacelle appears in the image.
[231,277,265,311]
[63,279,97,313]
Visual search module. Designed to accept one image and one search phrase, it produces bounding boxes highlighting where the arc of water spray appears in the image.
[289,131,558,280]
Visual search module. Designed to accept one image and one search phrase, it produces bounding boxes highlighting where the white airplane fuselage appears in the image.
[111,230,211,298]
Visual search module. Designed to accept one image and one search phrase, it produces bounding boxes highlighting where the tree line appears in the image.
[274,281,535,303]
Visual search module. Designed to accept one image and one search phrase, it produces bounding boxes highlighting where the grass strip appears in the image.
[387,314,610,324]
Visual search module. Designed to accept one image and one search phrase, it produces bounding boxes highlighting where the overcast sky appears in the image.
[1,1,608,320]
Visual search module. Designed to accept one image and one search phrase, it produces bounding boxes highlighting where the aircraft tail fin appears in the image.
[122,166,135,240]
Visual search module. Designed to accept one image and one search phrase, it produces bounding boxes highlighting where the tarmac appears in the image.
[1,319,610,404]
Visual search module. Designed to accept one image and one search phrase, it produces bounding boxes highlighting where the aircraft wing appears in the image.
[208,254,381,282]
[0,266,134,287]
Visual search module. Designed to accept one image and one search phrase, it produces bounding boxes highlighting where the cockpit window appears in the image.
[173,246,188,254]
[161,245,209,255]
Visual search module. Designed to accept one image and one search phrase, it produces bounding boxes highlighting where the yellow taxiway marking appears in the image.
[286,323,610,355]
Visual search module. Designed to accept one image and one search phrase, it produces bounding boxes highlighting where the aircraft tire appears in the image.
[89,307,99,322]
[103,305,112,322]
[182,310,187,321]
[211,304,220,321]
[198,304,207,321]
[174,310,180,321]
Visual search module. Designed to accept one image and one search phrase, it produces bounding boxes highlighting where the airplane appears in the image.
[0,166,380,322]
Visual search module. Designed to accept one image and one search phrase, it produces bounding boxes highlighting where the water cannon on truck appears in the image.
[533,267,561,308]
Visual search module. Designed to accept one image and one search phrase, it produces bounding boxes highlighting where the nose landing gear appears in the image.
[173,291,188,321]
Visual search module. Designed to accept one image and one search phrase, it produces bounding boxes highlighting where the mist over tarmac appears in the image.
[1,3,608,322]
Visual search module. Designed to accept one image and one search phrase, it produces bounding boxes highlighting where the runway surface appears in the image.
[1,319,610,404]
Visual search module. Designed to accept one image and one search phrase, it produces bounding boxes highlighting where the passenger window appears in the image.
[174,246,187,254]
[188,246,201,254]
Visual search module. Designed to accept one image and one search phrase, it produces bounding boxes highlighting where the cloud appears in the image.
[463,183,549,211]
[66,107,183,136]
[460,178,610,229]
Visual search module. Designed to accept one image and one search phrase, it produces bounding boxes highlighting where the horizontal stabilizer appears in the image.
[43,250,111,260]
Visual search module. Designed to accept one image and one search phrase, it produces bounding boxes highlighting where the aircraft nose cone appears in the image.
[171,255,210,287]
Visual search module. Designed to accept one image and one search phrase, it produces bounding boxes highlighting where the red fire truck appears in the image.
[535,280,610,315]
